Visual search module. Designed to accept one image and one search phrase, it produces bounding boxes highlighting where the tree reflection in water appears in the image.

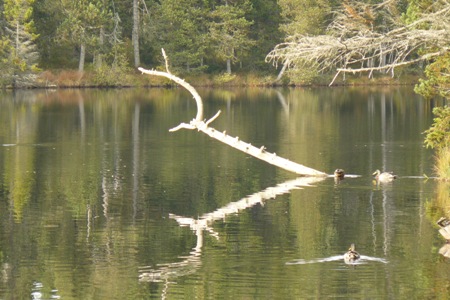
[139,176,325,290]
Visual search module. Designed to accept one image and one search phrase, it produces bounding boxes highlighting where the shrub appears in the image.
[424,106,450,150]
[213,73,237,85]
[415,53,450,99]
[434,149,450,181]
[92,51,132,87]
[424,106,450,180]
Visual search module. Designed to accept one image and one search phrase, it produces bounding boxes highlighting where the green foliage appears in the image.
[0,38,11,87]
[414,53,450,99]
[278,0,333,36]
[57,0,115,71]
[404,1,450,99]
[1,0,39,87]
[285,64,322,85]
[33,0,74,68]
[92,46,131,86]
[58,0,106,45]
[424,106,450,150]
[434,148,450,180]
[4,0,449,86]
[213,72,237,85]
[402,0,434,25]
[208,1,255,73]
[149,0,208,72]
[424,105,450,180]
[242,0,282,72]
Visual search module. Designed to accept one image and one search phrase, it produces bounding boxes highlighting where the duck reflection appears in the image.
[437,217,450,259]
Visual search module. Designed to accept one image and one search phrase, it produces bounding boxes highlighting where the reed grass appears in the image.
[435,148,450,181]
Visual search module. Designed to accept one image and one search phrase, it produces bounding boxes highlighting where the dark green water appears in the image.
[0,87,448,299]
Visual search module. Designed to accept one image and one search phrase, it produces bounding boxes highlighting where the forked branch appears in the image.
[139,49,327,177]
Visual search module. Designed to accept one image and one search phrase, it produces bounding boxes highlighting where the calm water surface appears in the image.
[0,87,449,299]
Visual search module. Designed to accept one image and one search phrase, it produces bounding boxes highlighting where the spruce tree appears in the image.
[1,0,39,88]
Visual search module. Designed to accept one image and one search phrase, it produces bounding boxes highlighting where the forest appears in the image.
[0,0,448,91]
[0,0,283,87]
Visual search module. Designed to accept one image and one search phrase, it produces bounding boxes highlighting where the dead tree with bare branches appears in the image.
[266,0,450,85]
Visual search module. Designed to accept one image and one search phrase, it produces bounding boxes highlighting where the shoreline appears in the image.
[1,70,421,90]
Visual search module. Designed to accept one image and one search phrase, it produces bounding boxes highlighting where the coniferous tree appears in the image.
[1,0,39,88]
[33,0,70,68]
[58,0,110,72]
[244,0,282,71]
[150,0,209,72]
[208,0,254,74]
[278,0,334,36]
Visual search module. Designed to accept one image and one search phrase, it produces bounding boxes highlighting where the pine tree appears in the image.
[208,0,254,74]
[146,0,209,72]
[58,0,110,72]
[278,0,333,36]
[1,0,39,88]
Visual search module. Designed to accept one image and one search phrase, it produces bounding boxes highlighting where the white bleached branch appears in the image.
[266,1,450,85]
[140,49,328,177]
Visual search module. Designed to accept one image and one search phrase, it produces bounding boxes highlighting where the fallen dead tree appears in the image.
[266,1,450,85]
[139,49,327,177]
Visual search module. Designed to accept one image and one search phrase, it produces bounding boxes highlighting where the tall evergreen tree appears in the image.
[1,0,39,87]
[208,0,254,74]
[278,0,334,36]
[58,0,110,72]
[33,0,70,68]
[245,0,282,71]
[151,0,208,72]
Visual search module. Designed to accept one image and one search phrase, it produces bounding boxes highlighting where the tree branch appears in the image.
[139,50,328,177]
[138,49,203,122]
[266,1,450,84]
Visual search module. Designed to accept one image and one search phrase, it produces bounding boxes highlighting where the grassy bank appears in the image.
[34,69,421,89]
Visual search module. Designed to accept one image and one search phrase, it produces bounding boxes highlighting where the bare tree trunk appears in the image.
[226,58,231,74]
[276,62,288,81]
[79,44,86,72]
[15,22,19,51]
[95,27,105,69]
[132,0,140,67]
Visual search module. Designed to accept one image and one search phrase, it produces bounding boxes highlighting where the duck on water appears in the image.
[372,169,397,182]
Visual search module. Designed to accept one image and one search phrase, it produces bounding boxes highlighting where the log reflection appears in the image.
[139,176,325,285]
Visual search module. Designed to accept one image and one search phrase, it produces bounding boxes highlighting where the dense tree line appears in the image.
[0,0,286,87]
[0,0,362,87]
[0,0,449,91]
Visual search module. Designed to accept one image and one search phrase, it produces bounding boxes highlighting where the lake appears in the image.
[0,86,449,299]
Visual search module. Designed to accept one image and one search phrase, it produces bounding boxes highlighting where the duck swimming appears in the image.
[344,243,360,263]
[334,169,345,179]
[372,169,397,182]
[285,243,387,265]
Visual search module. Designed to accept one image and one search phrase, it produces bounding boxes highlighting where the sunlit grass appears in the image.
[435,148,450,181]
[34,68,420,88]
